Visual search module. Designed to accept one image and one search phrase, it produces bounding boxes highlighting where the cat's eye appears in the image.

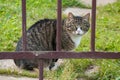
[81,27,83,30]
[75,27,77,30]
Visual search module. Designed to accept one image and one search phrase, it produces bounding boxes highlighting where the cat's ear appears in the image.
[83,13,90,21]
[68,12,74,21]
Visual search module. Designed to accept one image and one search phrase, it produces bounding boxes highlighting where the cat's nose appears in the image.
[77,30,81,33]
[76,28,84,35]
[76,31,80,35]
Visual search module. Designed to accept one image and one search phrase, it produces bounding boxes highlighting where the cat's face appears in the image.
[65,12,90,36]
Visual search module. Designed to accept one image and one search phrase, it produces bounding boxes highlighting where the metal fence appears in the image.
[0,0,120,80]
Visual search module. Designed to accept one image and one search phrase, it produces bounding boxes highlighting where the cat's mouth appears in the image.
[69,31,86,37]
[72,32,84,36]
[74,31,85,36]
[76,33,82,36]
[76,33,84,36]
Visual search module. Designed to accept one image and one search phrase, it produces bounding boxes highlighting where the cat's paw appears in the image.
[51,59,64,71]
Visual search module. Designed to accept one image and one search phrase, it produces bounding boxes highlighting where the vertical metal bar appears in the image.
[39,59,44,80]
[56,0,62,51]
[22,0,27,51]
[91,0,96,52]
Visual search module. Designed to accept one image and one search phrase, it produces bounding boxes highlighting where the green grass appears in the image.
[0,0,86,51]
[0,69,38,78]
[0,0,120,80]
[76,1,120,79]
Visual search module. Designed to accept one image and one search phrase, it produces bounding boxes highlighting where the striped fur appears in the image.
[14,13,90,70]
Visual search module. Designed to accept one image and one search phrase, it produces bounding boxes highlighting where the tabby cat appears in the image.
[14,12,90,70]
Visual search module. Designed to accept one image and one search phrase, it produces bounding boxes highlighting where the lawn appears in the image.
[0,0,120,80]
[0,0,86,51]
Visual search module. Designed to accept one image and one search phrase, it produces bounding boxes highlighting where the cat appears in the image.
[14,12,90,71]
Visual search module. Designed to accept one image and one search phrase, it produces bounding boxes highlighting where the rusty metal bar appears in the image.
[22,0,27,51]
[91,0,96,52]
[34,52,120,59]
[0,52,35,59]
[1,0,119,79]
[0,52,120,59]
[56,0,62,51]
[39,59,44,80]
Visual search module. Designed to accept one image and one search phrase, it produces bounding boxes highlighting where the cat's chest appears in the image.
[71,35,82,48]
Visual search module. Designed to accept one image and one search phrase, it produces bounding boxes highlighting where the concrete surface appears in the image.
[80,0,117,7]
[0,59,18,70]
[0,75,38,80]
[63,8,91,16]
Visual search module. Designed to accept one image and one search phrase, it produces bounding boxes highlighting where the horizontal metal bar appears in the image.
[35,51,120,59]
[0,51,120,59]
[0,52,35,59]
